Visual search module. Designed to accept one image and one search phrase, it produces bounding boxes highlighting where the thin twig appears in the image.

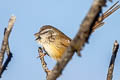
[0,16,16,77]
[103,1,119,15]
[92,1,120,32]
[38,47,50,76]
[0,43,13,76]
[107,40,119,80]
[46,0,107,80]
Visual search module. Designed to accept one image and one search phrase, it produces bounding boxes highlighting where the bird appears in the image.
[34,2,120,61]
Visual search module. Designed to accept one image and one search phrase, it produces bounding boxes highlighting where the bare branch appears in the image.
[46,0,107,80]
[0,16,16,77]
[107,40,119,80]
[0,43,13,77]
[38,47,50,76]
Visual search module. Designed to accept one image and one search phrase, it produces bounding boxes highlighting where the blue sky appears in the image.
[0,0,120,80]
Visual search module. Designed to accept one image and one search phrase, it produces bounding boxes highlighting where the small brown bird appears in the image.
[35,25,71,61]
[34,2,120,61]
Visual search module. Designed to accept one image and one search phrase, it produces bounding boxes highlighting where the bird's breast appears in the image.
[43,43,66,61]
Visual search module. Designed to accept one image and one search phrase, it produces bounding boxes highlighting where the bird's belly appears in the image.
[43,44,65,61]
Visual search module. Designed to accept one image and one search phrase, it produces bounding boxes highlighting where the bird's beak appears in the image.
[35,37,40,40]
[34,32,41,40]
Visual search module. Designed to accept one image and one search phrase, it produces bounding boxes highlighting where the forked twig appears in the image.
[0,16,16,77]
[92,1,120,32]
